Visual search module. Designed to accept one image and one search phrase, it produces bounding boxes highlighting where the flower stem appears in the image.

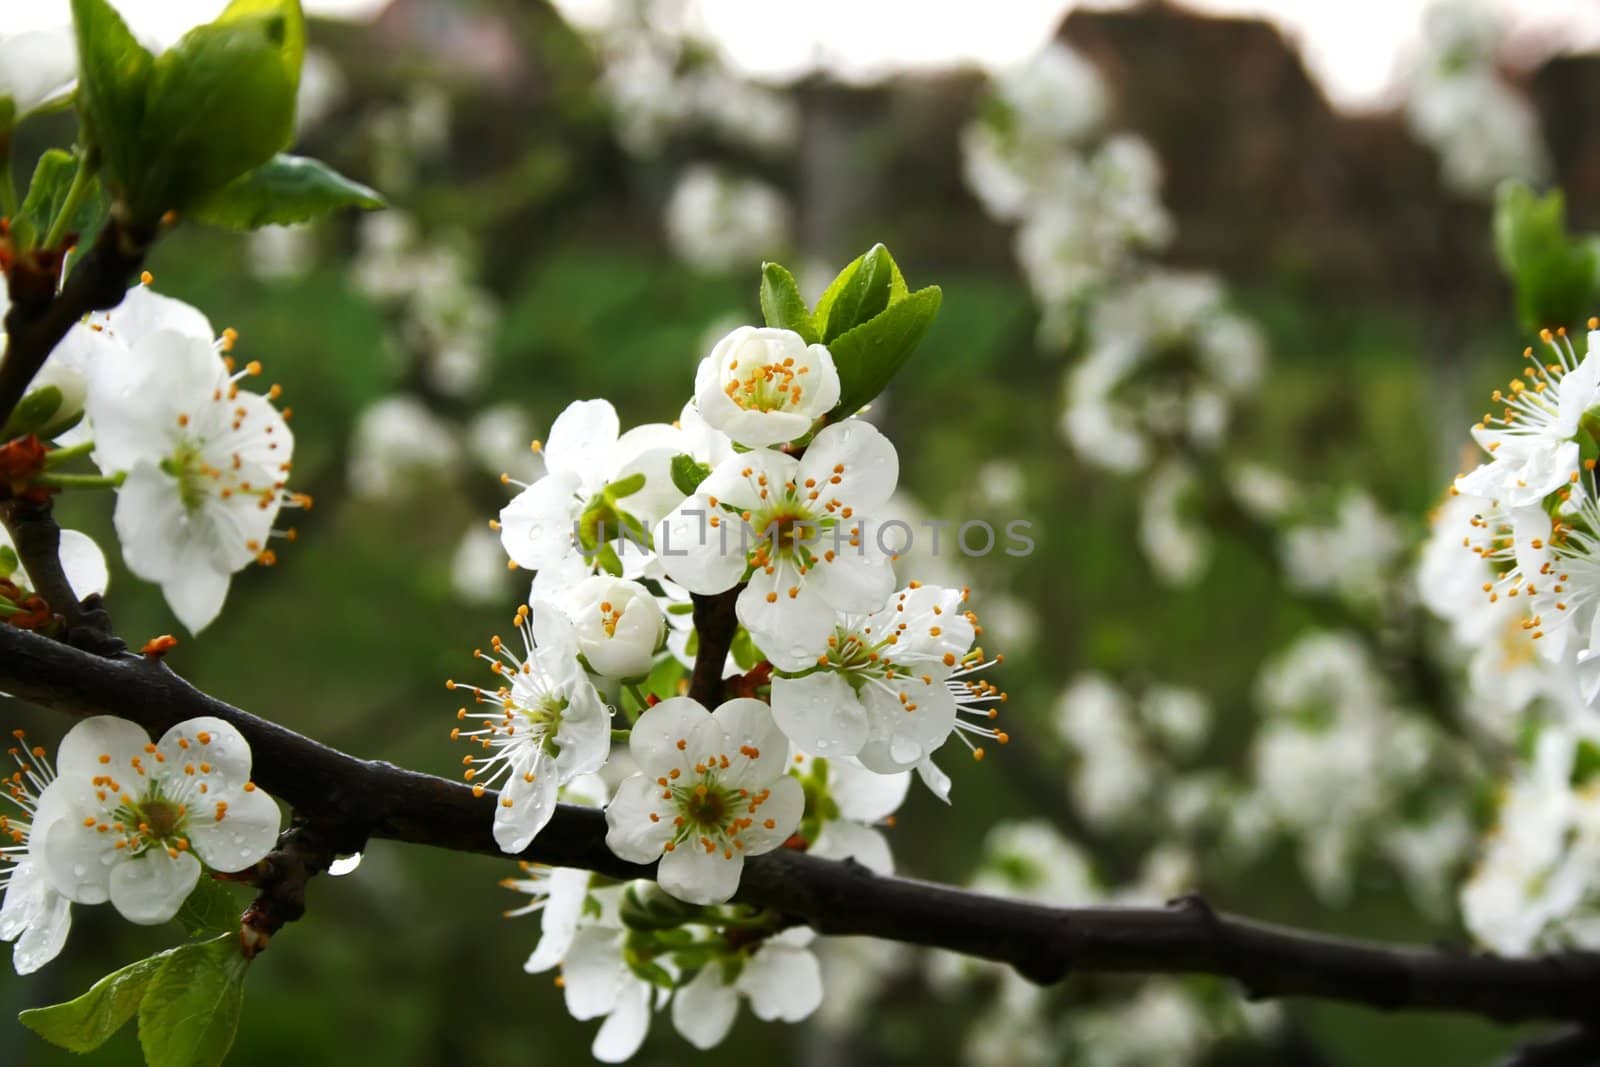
[41,153,98,252]
[43,440,95,466]
[610,728,631,744]
[626,683,649,716]
[0,132,16,221]
[32,470,124,490]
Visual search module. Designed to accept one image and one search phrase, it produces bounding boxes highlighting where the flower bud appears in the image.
[693,326,839,448]
[564,575,664,680]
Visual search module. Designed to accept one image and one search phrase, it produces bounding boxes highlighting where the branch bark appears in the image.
[1,623,1598,1025]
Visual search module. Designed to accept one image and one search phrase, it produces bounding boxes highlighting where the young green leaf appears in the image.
[814,243,896,343]
[1493,182,1599,334]
[132,0,307,217]
[138,935,251,1067]
[187,154,385,231]
[69,0,155,206]
[175,877,245,940]
[758,262,819,343]
[14,149,106,251]
[828,285,943,417]
[19,950,170,1054]
[670,453,712,496]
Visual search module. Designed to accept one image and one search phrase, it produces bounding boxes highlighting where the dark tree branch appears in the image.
[1,623,1598,1025]
[0,497,122,652]
[688,587,740,706]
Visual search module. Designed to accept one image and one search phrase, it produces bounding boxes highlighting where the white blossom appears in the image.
[657,420,898,658]
[604,697,803,905]
[33,716,280,925]
[665,167,791,274]
[692,326,839,448]
[0,734,71,974]
[84,285,301,634]
[448,604,611,853]
[554,575,666,680]
[671,927,822,1049]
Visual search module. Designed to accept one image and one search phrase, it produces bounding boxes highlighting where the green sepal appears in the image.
[670,453,712,496]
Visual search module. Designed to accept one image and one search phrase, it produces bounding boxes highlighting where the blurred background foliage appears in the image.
[6,0,1597,1063]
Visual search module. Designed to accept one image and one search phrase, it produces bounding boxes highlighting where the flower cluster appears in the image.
[451,255,1005,1057]
[0,717,279,975]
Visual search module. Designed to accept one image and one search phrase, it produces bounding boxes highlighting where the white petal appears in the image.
[628,697,710,778]
[563,927,625,1020]
[108,849,201,925]
[545,399,620,481]
[100,285,216,348]
[916,757,953,803]
[738,943,823,1022]
[11,884,72,975]
[592,978,652,1063]
[56,716,151,780]
[829,760,910,823]
[671,964,739,1050]
[187,783,281,873]
[657,841,744,905]
[552,678,612,782]
[524,868,591,974]
[655,497,746,595]
[734,776,805,856]
[52,530,110,600]
[162,558,232,635]
[770,673,868,760]
[41,815,117,905]
[806,537,896,615]
[494,754,560,854]
[500,472,582,570]
[812,821,895,874]
[796,420,898,512]
[156,717,254,788]
[737,572,836,664]
[711,698,791,787]
[604,776,677,863]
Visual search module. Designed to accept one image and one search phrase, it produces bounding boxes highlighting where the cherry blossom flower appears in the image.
[1455,327,1600,508]
[0,733,71,975]
[769,584,1006,776]
[551,575,665,680]
[498,399,682,584]
[83,284,302,633]
[33,716,280,926]
[656,419,899,659]
[447,604,611,853]
[604,697,803,905]
[692,326,839,448]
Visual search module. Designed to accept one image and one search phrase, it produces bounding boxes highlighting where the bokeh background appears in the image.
[7,0,1600,1063]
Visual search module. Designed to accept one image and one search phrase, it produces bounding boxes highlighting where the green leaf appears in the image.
[828,285,943,417]
[670,453,711,496]
[175,877,244,940]
[1493,182,1599,334]
[1573,739,1600,787]
[187,154,384,231]
[138,935,250,1067]
[14,150,106,250]
[20,951,170,1054]
[70,0,154,204]
[759,262,818,344]
[814,244,896,343]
